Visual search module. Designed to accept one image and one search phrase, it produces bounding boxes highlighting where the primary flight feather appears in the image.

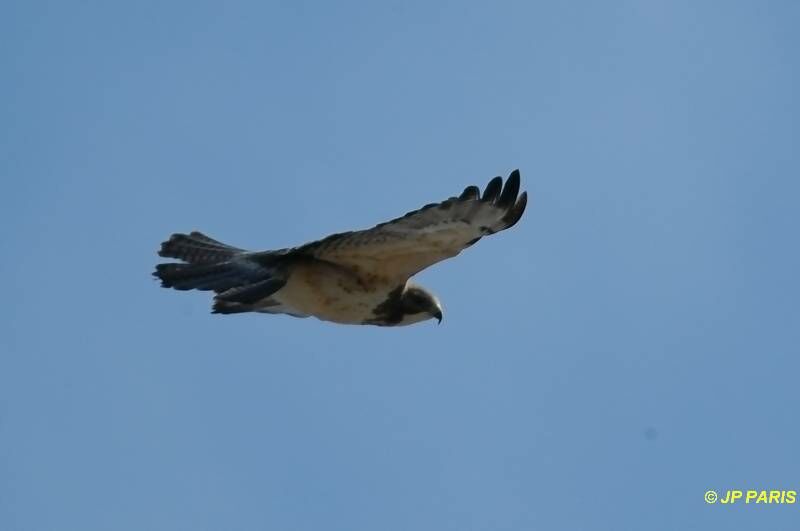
[153,169,528,326]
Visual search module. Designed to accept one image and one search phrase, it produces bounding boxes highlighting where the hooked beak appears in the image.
[432,308,443,325]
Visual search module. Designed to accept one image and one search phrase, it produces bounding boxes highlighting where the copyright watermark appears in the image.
[705,490,797,505]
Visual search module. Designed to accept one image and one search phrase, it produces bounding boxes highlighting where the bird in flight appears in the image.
[154,170,528,326]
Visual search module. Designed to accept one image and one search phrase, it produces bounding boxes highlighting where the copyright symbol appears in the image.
[705,490,718,504]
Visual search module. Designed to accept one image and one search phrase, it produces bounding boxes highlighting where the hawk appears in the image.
[153,170,528,326]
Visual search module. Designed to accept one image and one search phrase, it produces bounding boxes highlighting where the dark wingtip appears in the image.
[482,176,503,202]
[502,191,528,229]
[497,170,520,208]
[460,185,480,200]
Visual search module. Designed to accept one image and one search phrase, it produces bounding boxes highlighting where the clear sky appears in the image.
[2,1,799,530]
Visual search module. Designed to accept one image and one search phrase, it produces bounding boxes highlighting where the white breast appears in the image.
[273,261,396,324]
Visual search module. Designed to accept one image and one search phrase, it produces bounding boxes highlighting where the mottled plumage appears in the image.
[154,170,528,326]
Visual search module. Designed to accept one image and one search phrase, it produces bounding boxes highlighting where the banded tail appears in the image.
[153,231,288,313]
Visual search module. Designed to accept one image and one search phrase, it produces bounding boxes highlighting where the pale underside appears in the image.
[253,261,403,324]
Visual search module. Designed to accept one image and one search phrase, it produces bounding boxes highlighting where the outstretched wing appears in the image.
[291,170,528,281]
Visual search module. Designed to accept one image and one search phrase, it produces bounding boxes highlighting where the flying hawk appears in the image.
[154,170,528,326]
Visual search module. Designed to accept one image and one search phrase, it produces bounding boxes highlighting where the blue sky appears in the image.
[2,1,799,530]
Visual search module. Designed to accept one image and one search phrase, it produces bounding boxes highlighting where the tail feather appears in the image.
[215,278,288,304]
[154,262,246,292]
[212,300,255,314]
[182,231,234,248]
[158,231,244,264]
[212,298,310,318]
[154,231,291,313]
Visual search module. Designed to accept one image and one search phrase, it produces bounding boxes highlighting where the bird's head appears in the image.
[401,284,443,324]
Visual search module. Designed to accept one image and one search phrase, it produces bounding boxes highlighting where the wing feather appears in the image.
[291,170,528,280]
